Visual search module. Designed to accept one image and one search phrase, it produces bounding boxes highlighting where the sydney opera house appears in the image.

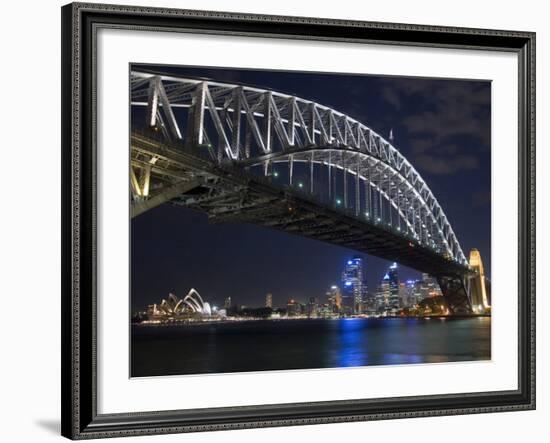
[146,289,216,322]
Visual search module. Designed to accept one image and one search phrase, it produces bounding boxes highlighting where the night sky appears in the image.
[131,65,491,311]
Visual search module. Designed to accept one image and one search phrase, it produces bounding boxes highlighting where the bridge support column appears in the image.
[437,275,473,314]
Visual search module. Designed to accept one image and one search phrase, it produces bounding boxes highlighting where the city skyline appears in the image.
[134,254,488,313]
[131,65,490,312]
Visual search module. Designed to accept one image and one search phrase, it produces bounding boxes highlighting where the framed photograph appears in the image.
[61,2,536,439]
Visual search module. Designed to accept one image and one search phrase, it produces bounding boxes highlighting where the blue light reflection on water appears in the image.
[132,317,491,377]
[331,317,466,368]
[337,318,368,367]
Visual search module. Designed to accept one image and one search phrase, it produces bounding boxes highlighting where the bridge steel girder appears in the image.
[131,178,202,218]
[131,70,467,267]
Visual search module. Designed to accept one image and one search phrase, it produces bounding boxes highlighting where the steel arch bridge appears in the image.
[130,69,474,313]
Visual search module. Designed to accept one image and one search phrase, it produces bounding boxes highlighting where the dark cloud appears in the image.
[472,189,491,207]
[379,78,491,177]
[415,153,479,175]
[382,86,401,110]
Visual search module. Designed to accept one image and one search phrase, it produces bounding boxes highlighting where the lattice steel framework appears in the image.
[130,69,468,267]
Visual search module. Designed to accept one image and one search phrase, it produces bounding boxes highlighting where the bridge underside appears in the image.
[132,133,472,313]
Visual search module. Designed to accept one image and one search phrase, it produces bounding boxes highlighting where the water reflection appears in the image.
[337,318,369,367]
[132,317,491,377]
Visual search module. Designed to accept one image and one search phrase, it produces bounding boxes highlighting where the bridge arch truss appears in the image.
[130,70,467,267]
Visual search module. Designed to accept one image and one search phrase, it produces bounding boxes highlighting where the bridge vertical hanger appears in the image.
[343,151,348,209]
[327,110,334,144]
[231,87,243,159]
[388,176,393,227]
[186,82,206,149]
[365,163,371,217]
[263,92,272,152]
[288,97,296,147]
[289,154,294,185]
[309,103,316,145]
[397,184,401,231]
[378,171,384,223]
[355,161,360,216]
[328,150,332,199]
[309,152,314,194]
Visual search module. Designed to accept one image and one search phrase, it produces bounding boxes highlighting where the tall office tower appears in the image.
[265,293,273,309]
[376,275,391,312]
[342,256,366,314]
[403,279,422,307]
[398,282,407,307]
[387,262,400,309]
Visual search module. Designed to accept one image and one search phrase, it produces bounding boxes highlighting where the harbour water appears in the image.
[131,316,491,377]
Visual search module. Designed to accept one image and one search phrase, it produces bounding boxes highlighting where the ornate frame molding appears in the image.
[61,2,535,439]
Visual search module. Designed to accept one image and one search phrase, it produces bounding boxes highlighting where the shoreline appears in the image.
[132,314,491,327]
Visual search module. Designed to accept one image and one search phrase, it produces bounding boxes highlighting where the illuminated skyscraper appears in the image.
[422,272,442,297]
[387,262,400,308]
[376,275,390,312]
[265,293,273,308]
[403,279,422,307]
[326,285,342,313]
[341,256,366,314]
[398,282,407,307]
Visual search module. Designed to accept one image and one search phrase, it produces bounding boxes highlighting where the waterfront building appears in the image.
[286,299,301,317]
[326,285,342,313]
[421,273,442,297]
[306,296,318,318]
[146,289,213,321]
[224,296,232,309]
[317,303,333,317]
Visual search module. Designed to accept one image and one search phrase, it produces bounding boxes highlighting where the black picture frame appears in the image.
[61,2,536,439]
